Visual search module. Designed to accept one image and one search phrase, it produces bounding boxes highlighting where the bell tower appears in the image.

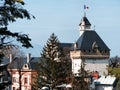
[79,14,91,36]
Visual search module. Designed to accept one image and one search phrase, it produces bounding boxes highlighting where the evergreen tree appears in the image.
[33,33,70,90]
[116,79,120,90]
[108,56,120,78]
[0,0,34,89]
[72,60,90,90]
[108,56,120,89]
[108,66,120,78]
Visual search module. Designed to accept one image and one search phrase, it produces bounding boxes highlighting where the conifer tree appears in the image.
[0,0,34,59]
[72,61,90,90]
[34,33,70,90]
[0,0,34,89]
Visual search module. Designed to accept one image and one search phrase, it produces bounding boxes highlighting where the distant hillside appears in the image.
[22,43,43,57]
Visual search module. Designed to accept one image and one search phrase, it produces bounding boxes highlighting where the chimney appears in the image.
[27,53,31,63]
[9,54,12,63]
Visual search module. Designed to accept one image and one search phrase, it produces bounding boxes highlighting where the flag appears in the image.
[84,5,89,10]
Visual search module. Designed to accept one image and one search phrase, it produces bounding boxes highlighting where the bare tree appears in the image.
[109,56,120,67]
[8,49,26,90]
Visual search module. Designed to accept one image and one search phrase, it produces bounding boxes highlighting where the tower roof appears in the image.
[79,16,91,26]
[77,30,110,51]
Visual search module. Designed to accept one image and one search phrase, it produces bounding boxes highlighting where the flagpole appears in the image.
[84,5,89,17]
[84,5,86,17]
[84,11,86,17]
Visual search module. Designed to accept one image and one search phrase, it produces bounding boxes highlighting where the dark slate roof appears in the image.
[79,16,91,26]
[60,43,73,49]
[29,57,40,70]
[77,30,110,51]
[8,57,40,70]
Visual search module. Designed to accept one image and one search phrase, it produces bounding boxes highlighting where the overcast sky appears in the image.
[8,0,120,57]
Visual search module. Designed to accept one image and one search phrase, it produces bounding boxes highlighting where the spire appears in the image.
[78,5,91,36]
[79,15,91,36]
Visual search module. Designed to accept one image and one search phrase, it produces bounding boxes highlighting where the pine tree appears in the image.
[0,0,34,89]
[33,33,70,90]
[72,60,90,90]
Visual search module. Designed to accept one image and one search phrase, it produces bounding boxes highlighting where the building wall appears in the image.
[70,50,109,76]
[71,58,82,75]
[85,59,108,75]
[96,85,113,90]
[10,69,35,90]
[21,71,32,90]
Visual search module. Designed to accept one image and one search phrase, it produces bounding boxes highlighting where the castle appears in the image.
[61,14,110,76]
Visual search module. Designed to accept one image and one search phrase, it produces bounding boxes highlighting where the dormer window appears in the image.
[83,50,86,52]
[23,64,29,70]
[105,50,107,53]
[25,64,27,68]
[89,50,91,52]
[92,41,98,50]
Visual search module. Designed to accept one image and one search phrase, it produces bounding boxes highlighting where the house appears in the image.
[93,76,116,90]
[8,54,40,90]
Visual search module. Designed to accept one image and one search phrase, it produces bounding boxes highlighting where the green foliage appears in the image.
[72,64,90,90]
[108,66,120,78]
[0,27,32,48]
[0,0,35,52]
[109,56,120,67]
[116,79,120,90]
[0,0,34,57]
[34,33,71,89]
[0,0,35,26]
[108,56,120,78]
[0,0,34,59]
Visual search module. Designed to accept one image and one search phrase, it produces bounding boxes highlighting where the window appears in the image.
[13,87,15,90]
[13,77,18,83]
[24,77,28,84]
[25,86,27,90]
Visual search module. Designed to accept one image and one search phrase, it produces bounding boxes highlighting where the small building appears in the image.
[94,76,116,90]
[8,54,40,90]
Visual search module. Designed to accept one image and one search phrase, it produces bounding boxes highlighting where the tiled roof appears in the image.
[95,76,116,85]
[8,57,40,70]
[77,30,110,51]
[60,43,73,49]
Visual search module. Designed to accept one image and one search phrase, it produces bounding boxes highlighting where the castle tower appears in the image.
[70,15,110,76]
[79,14,91,36]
